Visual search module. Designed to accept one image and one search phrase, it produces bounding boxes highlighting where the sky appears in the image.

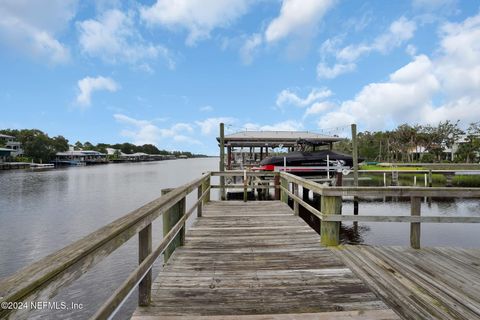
[1,0,479,155]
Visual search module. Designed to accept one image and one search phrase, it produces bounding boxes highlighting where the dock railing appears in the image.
[0,173,211,320]
[279,171,480,248]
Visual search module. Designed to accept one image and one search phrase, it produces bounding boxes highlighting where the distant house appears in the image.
[54,150,107,165]
[0,147,14,163]
[0,134,23,157]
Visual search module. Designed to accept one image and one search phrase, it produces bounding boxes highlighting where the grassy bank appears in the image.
[359,164,480,187]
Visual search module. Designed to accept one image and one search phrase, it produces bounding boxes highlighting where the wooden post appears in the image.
[197,184,203,217]
[162,188,186,263]
[219,123,226,200]
[280,176,288,204]
[320,196,342,246]
[428,170,433,187]
[274,173,280,200]
[410,196,421,249]
[243,170,248,202]
[138,223,152,306]
[351,124,359,215]
[303,187,309,202]
[227,146,232,170]
[202,177,210,204]
[293,183,299,215]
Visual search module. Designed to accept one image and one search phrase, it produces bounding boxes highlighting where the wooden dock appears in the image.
[2,171,480,320]
[132,201,398,319]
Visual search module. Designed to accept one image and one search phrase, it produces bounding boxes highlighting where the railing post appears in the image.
[274,173,280,200]
[197,184,203,217]
[410,196,421,249]
[162,189,186,263]
[320,196,342,246]
[428,170,433,187]
[202,176,210,203]
[243,170,248,202]
[280,176,288,204]
[138,223,152,306]
[293,183,299,215]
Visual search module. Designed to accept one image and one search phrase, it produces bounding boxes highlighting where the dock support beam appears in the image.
[162,189,186,263]
[320,196,342,246]
[410,197,421,249]
[138,223,152,306]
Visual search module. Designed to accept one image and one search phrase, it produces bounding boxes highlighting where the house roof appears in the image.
[0,134,14,139]
[217,131,342,147]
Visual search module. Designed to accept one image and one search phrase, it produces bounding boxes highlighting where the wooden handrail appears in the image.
[0,173,211,319]
[280,172,480,198]
[279,171,480,248]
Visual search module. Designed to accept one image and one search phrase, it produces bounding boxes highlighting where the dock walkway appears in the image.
[132,201,398,319]
[336,245,480,320]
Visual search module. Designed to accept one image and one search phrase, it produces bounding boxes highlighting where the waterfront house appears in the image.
[0,134,23,157]
[54,150,107,166]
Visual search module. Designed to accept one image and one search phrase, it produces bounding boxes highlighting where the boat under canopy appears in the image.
[255,150,357,175]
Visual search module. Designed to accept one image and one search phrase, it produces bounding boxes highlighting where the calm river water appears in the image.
[1,159,479,319]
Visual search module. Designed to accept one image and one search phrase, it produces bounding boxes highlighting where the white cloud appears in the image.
[318,13,480,130]
[195,117,236,135]
[319,55,439,130]
[304,102,335,118]
[240,33,262,64]
[265,0,335,43]
[372,17,416,53]
[276,87,332,109]
[316,62,356,79]
[140,0,250,46]
[76,76,119,107]
[114,114,201,146]
[0,0,76,64]
[78,9,174,69]
[200,105,214,112]
[317,17,416,78]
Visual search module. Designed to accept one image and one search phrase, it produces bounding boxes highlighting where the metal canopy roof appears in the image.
[217,131,342,147]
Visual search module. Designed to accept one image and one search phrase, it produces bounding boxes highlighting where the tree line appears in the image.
[0,129,206,163]
[334,121,480,163]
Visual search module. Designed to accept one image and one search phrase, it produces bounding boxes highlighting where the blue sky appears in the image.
[1,0,479,155]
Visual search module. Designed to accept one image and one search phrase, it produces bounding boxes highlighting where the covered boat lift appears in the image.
[217,130,343,170]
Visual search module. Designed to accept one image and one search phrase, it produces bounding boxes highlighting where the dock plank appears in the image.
[335,245,480,320]
[132,201,396,319]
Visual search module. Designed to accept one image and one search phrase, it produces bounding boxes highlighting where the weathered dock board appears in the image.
[132,201,398,319]
[335,245,480,320]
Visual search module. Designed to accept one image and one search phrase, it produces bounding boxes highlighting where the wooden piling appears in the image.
[320,196,342,246]
[410,196,421,249]
[162,188,186,262]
